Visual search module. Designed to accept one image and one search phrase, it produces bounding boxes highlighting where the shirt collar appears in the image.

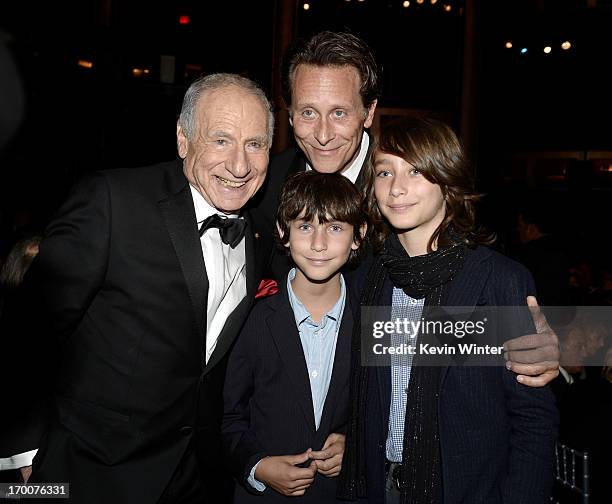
[189,184,238,225]
[305,131,369,184]
[286,268,346,327]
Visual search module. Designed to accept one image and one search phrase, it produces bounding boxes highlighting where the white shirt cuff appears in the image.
[559,366,574,385]
[0,449,38,470]
[247,459,267,492]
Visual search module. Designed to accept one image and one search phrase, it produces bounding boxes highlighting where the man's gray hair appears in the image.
[178,73,275,145]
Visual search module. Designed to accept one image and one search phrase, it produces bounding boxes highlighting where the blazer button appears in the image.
[180,426,193,436]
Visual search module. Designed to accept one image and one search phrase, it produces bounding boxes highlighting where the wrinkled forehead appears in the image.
[194,87,269,133]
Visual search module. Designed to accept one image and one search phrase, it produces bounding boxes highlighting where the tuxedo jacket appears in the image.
[222,281,354,503]
[16,160,268,503]
[250,145,371,283]
[351,247,559,504]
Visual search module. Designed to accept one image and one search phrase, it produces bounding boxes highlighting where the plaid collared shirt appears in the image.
[386,288,424,463]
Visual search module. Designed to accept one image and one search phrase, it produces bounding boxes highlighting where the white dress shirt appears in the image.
[0,449,37,471]
[306,131,369,184]
[190,185,246,364]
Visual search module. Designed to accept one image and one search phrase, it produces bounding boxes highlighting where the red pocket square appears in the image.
[255,278,279,299]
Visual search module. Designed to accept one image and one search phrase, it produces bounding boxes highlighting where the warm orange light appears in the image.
[505,41,513,49]
[403,0,410,7]
[543,46,552,54]
[303,3,310,10]
[561,41,572,50]
[132,68,143,77]
[444,4,452,11]
[77,60,93,69]
[178,15,190,25]
[417,0,424,4]
[431,0,438,4]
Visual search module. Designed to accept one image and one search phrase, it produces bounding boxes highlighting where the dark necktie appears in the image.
[198,214,247,249]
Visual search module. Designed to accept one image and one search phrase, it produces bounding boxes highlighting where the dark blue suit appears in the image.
[222,282,353,503]
[351,246,558,504]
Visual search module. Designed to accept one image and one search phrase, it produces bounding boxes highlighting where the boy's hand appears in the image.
[255,451,316,496]
[504,296,560,387]
[309,432,345,477]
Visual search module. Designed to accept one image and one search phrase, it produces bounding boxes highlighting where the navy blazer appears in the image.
[351,246,558,504]
[222,280,354,503]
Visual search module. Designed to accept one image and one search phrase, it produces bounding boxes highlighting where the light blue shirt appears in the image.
[248,268,346,491]
[386,288,424,463]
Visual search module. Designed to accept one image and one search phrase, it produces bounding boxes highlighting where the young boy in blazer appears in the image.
[222,171,367,503]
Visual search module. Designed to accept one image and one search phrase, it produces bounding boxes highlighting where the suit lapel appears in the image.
[269,288,317,432]
[291,149,307,176]
[354,133,373,193]
[318,295,353,435]
[438,246,493,388]
[158,166,208,348]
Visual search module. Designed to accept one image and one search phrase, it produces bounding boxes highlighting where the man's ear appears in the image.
[352,223,368,250]
[276,222,290,247]
[176,122,189,159]
[363,100,378,129]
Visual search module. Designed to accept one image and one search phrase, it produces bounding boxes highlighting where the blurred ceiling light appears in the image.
[77,60,93,69]
[417,0,425,4]
[431,0,438,4]
[520,47,528,54]
[443,4,452,11]
[561,41,572,50]
[543,46,552,54]
[132,68,144,77]
[303,3,310,10]
[403,0,410,7]
[178,15,190,25]
[505,41,513,49]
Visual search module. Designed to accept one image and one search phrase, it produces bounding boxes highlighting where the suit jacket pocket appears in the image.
[56,395,141,464]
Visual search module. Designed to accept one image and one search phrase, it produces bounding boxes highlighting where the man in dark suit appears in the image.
[2,73,274,503]
[252,31,378,279]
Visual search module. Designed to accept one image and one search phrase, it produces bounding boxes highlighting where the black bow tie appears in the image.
[198,214,247,249]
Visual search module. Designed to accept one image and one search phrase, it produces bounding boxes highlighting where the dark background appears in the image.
[1,0,611,271]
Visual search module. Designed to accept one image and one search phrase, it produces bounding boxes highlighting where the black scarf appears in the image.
[339,234,466,504]
[379,233,465,300]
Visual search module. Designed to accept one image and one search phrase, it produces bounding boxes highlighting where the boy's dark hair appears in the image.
[281,31,380,109]
[276,171,368,266]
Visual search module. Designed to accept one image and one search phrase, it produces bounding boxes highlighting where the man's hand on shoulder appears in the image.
[504,296,560,387]
[255,451,316,496]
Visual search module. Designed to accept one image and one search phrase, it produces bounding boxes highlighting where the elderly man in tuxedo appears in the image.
[5,73,273,503]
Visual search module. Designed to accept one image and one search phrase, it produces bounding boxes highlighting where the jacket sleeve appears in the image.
[221,308,268,492]
[0,173,111,454]
[495,263,558,504]
[27,172,111,341]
